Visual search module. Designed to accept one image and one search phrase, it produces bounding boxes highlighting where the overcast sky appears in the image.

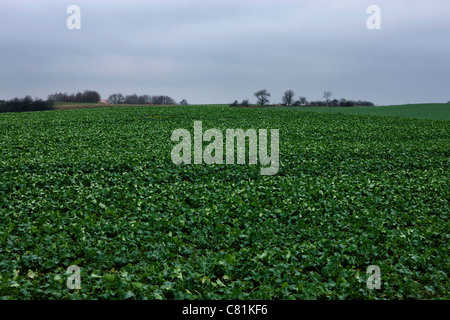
[1,0,449,105]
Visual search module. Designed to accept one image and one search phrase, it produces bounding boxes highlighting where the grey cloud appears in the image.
[0,0,449,105]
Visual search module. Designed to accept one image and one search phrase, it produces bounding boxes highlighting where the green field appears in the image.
[0,105,448,299]
[284,103,450,120]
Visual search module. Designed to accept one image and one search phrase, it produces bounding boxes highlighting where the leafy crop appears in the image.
[0,106,448,299]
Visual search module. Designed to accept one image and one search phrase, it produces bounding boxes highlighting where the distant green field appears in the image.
[52,103,450,120]
[284,104,450,120]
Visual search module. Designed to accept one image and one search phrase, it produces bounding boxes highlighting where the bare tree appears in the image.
[48,92,69,102]
[108,94,117,104]
[108,93,125,104]
[282,90,295,106]
[151,95,176,105]
[254,89,271,106]
[180,99,188,105]
[323,91,332,106]
[125,94,140,104]
[138,95,148,104]
[82,90,101,103]
[299,97,307,106]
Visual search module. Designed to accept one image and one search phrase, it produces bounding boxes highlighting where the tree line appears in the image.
[231,89,375,107]
[0,90,102,113]
[0,96,54,113]
[0,90,186,113]
[48,90,101,103]
[3,88,448,114]
[49,90,184,105]
[107,93,182,105]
